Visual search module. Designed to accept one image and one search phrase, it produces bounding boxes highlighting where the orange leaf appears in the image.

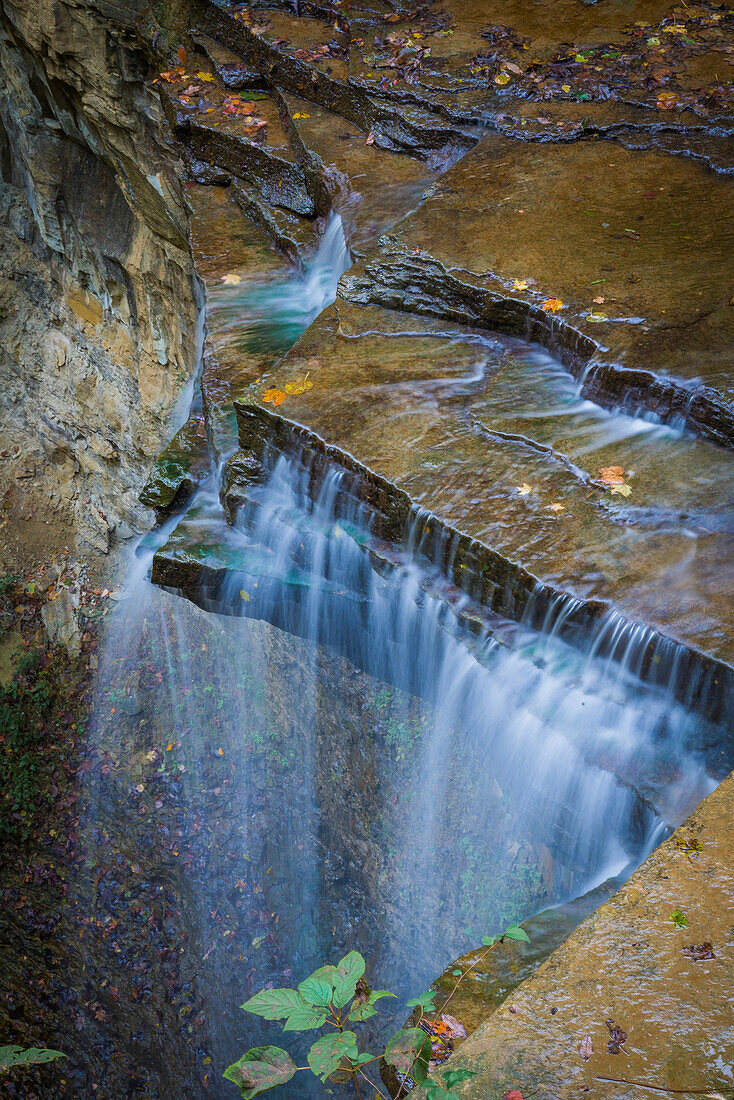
[263,388,286,406]
[598,465,626,486]
[542,297,564,312]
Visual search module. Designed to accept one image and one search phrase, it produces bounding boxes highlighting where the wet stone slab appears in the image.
[341,135,734,447]
[229,299,734,670]
[412,770,734,1100]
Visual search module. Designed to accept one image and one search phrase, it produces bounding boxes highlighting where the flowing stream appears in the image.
[77,219,723,1098]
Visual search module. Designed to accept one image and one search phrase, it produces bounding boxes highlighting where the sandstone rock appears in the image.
[41,587,80,658]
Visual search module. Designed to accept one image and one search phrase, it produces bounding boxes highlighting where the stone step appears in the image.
[224,300,734,723]
[139,412,211,511]
[273,89,436,252]
[191,29,265,89]
[231,179,320,264]
[340,134,734,449]
[158,69,316,215]
[194,0,475,164]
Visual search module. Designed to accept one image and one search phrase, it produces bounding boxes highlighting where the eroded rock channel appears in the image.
[1,0,733,1097]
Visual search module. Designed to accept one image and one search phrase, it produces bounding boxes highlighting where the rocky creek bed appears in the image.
[1,0,734,1096]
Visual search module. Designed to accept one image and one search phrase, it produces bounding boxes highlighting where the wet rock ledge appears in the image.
[407,770,734,1100]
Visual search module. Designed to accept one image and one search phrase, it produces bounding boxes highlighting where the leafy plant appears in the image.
[224,924,530,1098]
[0,1045,66,1070]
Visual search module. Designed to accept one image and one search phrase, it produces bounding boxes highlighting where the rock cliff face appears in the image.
[0,0,201,573]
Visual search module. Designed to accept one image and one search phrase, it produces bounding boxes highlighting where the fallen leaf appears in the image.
[284,374,313,395]
[657,91,680,109]
[579,1035,593,1061]
[669,908,689,928]
[513,279,528,290]
[610,483,632,497]
[503,1091,525,1100]
[218,748,224,756]
[505,62,523,75]
[240,590,250,601]
[593,296,605,304]
[549,503,565,512]
[222,273,241,285]
[439,1014,467,1039]
[366,130,375,144]
[598,465,626,486]
[263,388,286,407]
[542,297,564,312]
[196,71,215,82]
[682,942,715,961]
[606,1019,627,1055]
[561,83,572,92]
[517,483,533,496]
[494,71,511,85]
[586,312,608,322]
[306,357,321,370]
[292,112,311,118]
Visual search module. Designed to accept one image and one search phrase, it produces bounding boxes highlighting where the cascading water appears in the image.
[75,218,722,1098]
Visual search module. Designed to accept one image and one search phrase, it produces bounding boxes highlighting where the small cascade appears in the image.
[83,446,719,1095]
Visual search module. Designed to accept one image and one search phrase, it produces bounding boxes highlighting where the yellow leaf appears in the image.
[549,503,565,512]
[517,483,533,496]
[240,590,250,601]
[542,297,564,312]
[494,71,511,86]
[167,743,173,751]
[262,387,286,406]
[561,83,572,92]
[196,71,216,81]
[221,273,241,285]
[586,312,608,322]
[513,279,528,291]
[610,483,632,497]
[293,112,311,119]
[284,373,313,395]
[218,748,224,756]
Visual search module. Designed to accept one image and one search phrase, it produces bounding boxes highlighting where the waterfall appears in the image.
[78,215,719,1097]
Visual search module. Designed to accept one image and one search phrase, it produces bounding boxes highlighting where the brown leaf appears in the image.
[579,1035,593,1061]
[682,942,715,961]
[439,1013,467,1039]
[606,1019,627,1055]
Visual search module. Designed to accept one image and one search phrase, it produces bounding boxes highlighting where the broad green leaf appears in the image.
[332,950,366,1008]
[384,1027,432,1086]
[241,988,305,1020]
[307,1031,358,1082]
[282,1006,328,1031]
[335,950,365,984]
[349,989,395,1022]
[0,1046,66,1069]
[503,924,530,943]
[307,964,338,987]
[298,976,333,1007]
[444,1068,477,1086]
[406,991,437,1012]
[354,1052,376,1065]
[223,1046,297,1098]
[427,1089,461,1100]
[482,935,500,946]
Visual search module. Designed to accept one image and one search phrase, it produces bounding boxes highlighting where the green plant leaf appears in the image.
[482,935,499,946]
[406,991,437,1012]
[307,1031,358,1082]
[384,1027,432,1086]
[331,950,366,1008]
[308,964,338,986]
[669,909,689,929]
[348,989,395,1022]
[443,1068,477,1086]
[297,976,333,1008]
[0,1046,66,1070]
[223,1046,297,1098]
[426,1089,461,1100]
[282,1006,328,1031]
[240,988,306,1020]
[503,923,530,943]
